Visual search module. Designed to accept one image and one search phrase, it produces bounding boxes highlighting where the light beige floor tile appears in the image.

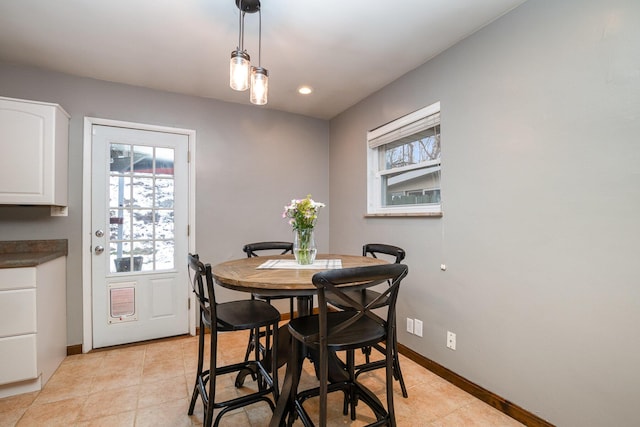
[142,356,185,383]
[135,398,193,427]
[102,347,146,370]
[393,380,476,425]
[0,407,28,427]
[33,377,92,405]
[75,411,136,427]
[138,375,190,409]
[0,392,38,412]
[431,400,525,427]
[61,351,106,366]
[89,364,144,394]
[78,384,139,421]
[144,339,185,364]
[245,400,276,426]
[16,396,85,426]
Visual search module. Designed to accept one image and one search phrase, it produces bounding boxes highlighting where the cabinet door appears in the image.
[0,97,69,205]
[0,289,37,337]
[0,335,37,385]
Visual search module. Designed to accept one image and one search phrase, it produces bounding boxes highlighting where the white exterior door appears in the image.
[91,124,190,348]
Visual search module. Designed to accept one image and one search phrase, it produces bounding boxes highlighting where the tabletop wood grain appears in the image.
[211,254,387,297]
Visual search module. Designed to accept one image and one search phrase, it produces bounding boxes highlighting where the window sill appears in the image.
[364,212,443,218]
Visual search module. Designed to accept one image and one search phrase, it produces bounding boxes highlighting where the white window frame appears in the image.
[367,101,441,215]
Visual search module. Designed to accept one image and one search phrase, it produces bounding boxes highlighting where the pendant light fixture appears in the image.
[229,0,268,105]
[229,1,250,91]
[250,3,268,105]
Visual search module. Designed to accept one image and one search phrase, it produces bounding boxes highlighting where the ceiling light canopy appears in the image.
[229,0,268,105]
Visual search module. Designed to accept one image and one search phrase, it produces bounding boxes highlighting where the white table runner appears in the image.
[257,259,342,270]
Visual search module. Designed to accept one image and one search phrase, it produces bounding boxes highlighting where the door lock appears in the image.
[94,245,104,255]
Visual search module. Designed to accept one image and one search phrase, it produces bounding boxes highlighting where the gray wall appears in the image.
[328,0,640,426]
[0,63,330,347]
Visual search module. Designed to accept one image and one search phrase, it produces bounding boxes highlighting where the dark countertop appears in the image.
[0,240,68,268]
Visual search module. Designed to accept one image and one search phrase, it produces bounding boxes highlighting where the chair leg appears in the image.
[188,319,206,415]
[205,330,218,427]
[269,323,279,400]
[363,345,372,364]
[391,321,408,398]
[393,348,408,398]
[347,350,358,420]
[386,337,397,427]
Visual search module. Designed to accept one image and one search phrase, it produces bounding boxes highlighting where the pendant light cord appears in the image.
[238,0,244,50]
[258,7,262,66]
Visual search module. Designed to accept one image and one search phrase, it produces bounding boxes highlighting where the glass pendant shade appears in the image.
[230,50,250,91]
[250,66,268,105]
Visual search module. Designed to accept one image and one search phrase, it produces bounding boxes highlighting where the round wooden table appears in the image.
[211,253,387,302]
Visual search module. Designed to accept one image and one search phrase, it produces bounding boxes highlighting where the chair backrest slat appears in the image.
[243,241,294,258]
[362,243,406,264]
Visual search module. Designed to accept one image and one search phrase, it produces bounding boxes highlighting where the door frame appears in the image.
[82,117,196,353]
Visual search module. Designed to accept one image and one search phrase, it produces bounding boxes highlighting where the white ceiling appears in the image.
[0,0,526,119]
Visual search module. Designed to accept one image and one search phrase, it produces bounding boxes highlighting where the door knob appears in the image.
[95,245,105,255]
[95,229,104,237]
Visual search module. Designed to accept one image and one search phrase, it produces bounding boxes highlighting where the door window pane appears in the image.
[133,241,154,271]
[109,209,131,240]
[155,210,174,240]
[132,209,154,240]
[110,176,131,208]
[155,240,175,270]
[155,147,174,177]
[132,145,154,175]
[155,179,174,208]
[132,177,154,208]
[110,144,131,173]
[110,242,133,273]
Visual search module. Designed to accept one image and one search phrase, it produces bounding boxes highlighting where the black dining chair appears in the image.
[327,243,409,399]
[243,241,296,317]
[240,242,305,370]
[187,253,281,427]
[272,263,408,427]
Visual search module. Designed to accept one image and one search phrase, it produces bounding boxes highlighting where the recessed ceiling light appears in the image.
[298,86,313,95]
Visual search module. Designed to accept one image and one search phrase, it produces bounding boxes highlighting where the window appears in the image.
[109,144,176,272]
[367,101,441,215]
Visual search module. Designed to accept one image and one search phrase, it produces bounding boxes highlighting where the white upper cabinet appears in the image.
[0,96,69,206]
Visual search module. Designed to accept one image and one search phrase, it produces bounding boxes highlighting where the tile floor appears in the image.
[0,329,524,426]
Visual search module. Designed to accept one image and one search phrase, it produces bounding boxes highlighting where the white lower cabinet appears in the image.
[0,257,67,398]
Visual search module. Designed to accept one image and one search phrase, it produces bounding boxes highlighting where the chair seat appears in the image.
[288,310,386,351]
[203,300,281,331]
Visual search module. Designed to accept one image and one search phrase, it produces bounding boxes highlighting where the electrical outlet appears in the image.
[407,318,414,334]
[446,331,456,350]
[414,319,423,337]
